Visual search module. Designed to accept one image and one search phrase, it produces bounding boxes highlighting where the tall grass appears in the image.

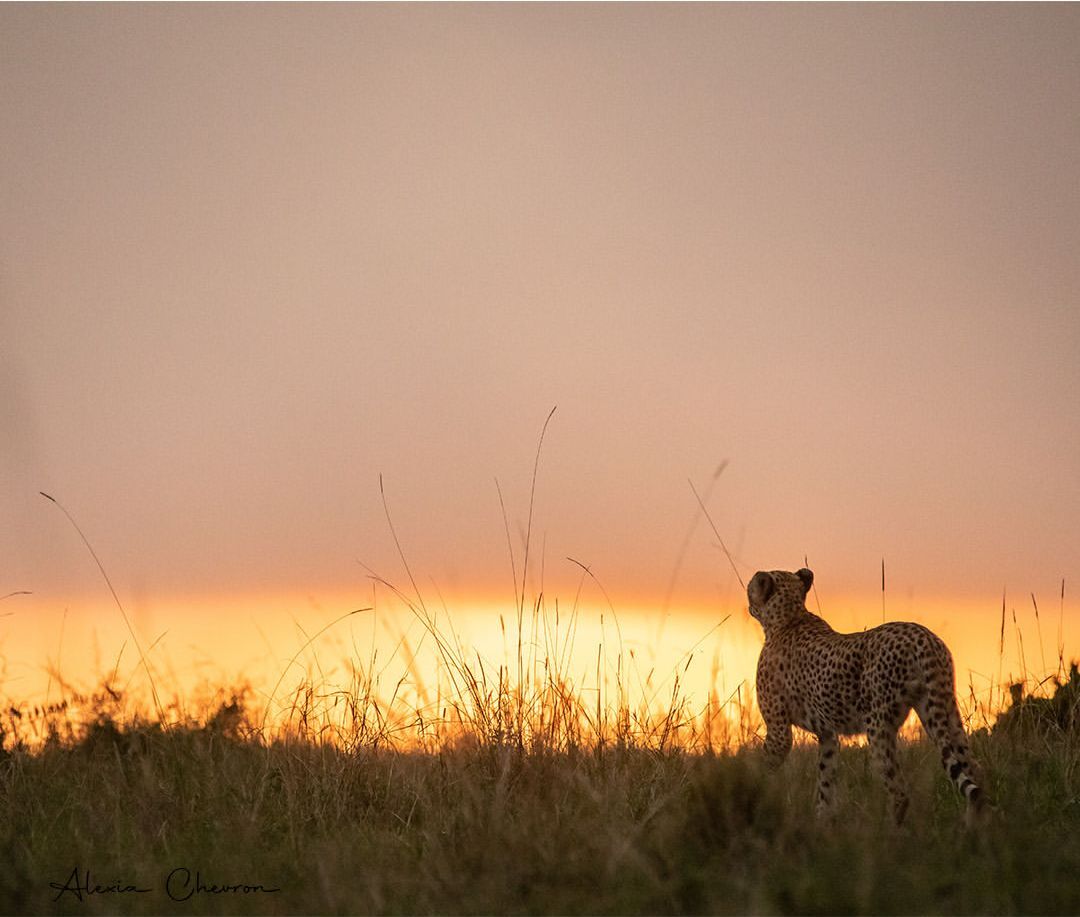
[2,657,1079,915]
[4,440,1077,912]
[2,570,1079,915]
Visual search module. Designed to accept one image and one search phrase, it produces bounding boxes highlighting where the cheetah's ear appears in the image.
[796,568,814,595]
[748,571,775,607]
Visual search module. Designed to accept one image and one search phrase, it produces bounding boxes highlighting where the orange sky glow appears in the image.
[2,4,1078,740]
[3,581,1070,745]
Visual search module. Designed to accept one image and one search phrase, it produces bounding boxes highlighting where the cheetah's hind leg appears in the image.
[815,732,839,819]
[866,721,909,826]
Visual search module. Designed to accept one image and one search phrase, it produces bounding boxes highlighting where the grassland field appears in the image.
[1,657,1079,916]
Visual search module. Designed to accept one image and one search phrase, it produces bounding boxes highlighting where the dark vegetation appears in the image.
[2,667,1079,916]
[5,483,1076,913]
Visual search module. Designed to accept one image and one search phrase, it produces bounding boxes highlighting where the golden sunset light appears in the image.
[2,3,1078,913]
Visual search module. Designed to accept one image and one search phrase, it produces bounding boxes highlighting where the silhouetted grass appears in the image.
[2,654,1080,915]
[4,544,1075,913]
[6,480,1077,912]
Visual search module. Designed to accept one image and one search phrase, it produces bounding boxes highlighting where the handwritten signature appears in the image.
[49,866,281,903]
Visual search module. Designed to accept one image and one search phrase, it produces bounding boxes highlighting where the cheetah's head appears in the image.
[747,568,813,633]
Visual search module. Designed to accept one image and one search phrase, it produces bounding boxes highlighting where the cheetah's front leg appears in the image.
[763,720,792,768]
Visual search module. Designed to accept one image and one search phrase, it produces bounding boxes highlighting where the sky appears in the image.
[2,5,1079,705]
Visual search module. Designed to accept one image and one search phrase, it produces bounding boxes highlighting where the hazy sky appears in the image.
[3,4,1079,621]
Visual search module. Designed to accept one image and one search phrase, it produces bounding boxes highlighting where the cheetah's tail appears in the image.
[916,643,987,813]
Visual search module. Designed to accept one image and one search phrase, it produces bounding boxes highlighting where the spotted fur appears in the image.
[749,568,985,824]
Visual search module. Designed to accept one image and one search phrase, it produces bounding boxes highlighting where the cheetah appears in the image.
[748,568,985,824]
